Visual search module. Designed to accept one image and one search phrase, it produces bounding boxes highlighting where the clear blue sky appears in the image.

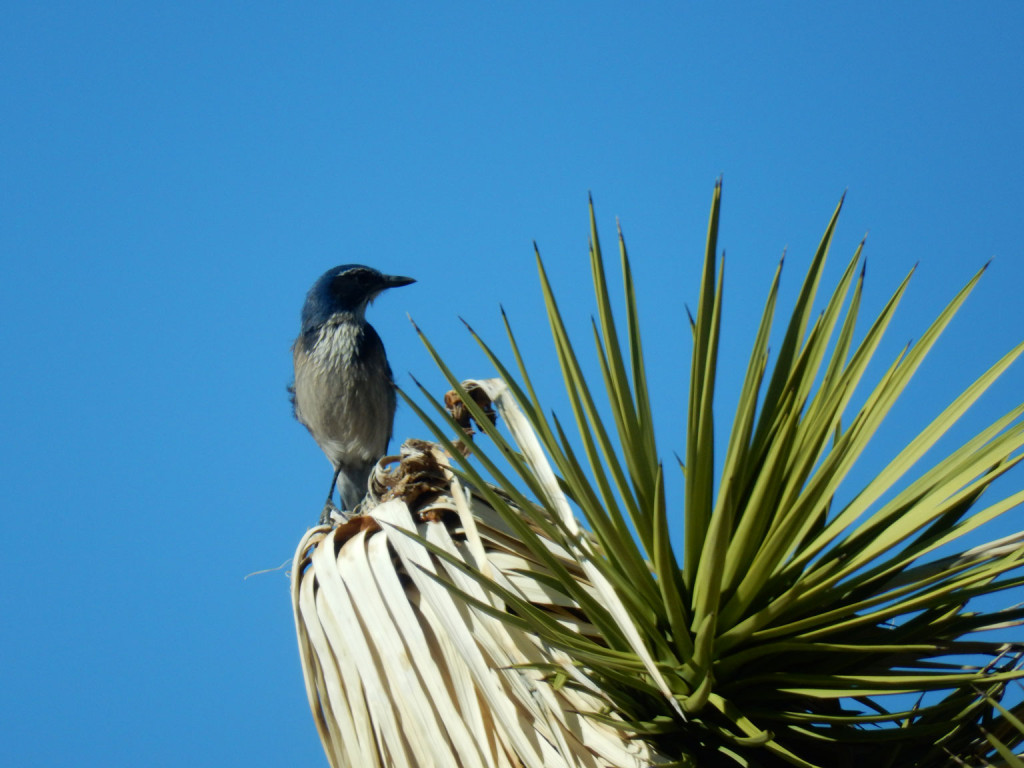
[2,4,1023,766]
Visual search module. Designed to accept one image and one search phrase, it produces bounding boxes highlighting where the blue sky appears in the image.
[2,4,1023,766]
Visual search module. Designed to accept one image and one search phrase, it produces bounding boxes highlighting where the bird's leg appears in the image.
[319,465,346,526]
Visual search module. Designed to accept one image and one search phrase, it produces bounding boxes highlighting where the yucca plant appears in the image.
[292,182,1024,767]
[967,688,1024,768]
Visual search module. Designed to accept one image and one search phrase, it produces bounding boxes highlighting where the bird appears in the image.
[290,264,415,523]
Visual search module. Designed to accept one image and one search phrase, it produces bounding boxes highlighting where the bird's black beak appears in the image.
[383,274,416,289]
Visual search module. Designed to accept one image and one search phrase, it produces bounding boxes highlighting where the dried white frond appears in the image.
[291,436,666,768]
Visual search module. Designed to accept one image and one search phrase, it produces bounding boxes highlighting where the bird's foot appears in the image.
[318,501,349,527]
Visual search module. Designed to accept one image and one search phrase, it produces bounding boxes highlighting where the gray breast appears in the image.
[292,315,397,468]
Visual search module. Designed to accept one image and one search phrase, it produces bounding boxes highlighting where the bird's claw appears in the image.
[319,501,348,527]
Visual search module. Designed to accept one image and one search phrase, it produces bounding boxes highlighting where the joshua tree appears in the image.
[292,182,1024,767]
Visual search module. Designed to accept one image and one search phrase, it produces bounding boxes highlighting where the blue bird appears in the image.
[290,264,415,523]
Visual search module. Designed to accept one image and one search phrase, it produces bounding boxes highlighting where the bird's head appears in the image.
[300,264,415,331]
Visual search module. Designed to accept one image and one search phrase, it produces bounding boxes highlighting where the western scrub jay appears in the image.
[290,264,415,522]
